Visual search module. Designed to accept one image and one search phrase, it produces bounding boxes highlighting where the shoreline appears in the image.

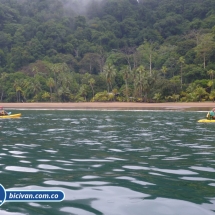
[1,102,214,111]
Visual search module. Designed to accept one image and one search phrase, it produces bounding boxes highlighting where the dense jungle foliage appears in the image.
[0,0,215,102]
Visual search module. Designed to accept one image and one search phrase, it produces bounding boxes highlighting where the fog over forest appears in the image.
[62,0,104,16]
[13,0,139,17]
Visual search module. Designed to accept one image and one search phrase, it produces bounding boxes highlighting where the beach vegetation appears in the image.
[0,0,215,103]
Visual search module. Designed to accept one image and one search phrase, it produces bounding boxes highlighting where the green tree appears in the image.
[13,79,23,102]
[209,90,215,102]
[207,69,215,90]
[29,78,42,102]
[161,66,167,78]
[42,91,50,101]
[194,86,208,101]
[48,63,69,95]
[120,65,130,101]
[78,84,88,101]
[153,92,162,102]
[0,72,8,101]
[88,78,95,98]
[178,56,185,89]
[137,41,157,76]
[195,34,215,69]
[79,53,99,74]
[46,77,55,102]
[172,94,180,102]
[103,63,116,92]
[134,65,145,99]
[58,86,70,102]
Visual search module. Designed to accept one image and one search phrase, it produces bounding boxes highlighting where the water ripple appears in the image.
[1,110,215,215]
[5,166,39,172]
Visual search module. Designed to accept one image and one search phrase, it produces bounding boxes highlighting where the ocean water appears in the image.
[0,110,215,215]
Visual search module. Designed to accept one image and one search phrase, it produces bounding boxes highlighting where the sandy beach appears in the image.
[1,102,215,111]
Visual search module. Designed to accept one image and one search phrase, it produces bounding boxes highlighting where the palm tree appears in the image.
[207,69,215,90]
[42,92,50,101]
[88,78,95,98]
[13,79,23,102]
[21,79,30,102]
[103,63,116,92]
[58,86,70,102]
[135,65,145,99]
[186,82,198,94]
[178,56,185,89]
[120,65,130,101]
[50,63,62,93]
[58,71,77,101]
[194,87,208,101]
[32,66,38,77]
[161,66,167,78]
[30,79,41,101]
[46,78,55,102]
[209,90,215,102]
[142,73,152,102]
[153,93,162,102]
[79,84,88,101]
[172,94,180,102]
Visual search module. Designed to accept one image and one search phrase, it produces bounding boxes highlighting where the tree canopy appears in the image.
[0,0,215,102]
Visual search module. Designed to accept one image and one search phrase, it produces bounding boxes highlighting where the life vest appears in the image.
[207,111,215,119]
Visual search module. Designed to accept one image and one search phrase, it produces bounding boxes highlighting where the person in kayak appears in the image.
[0,107,9,116]
[206,108,215,119]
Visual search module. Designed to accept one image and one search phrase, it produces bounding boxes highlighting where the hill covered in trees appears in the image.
[0,0,215,102]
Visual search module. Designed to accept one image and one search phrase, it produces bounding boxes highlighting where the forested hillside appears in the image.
[0,0,215,102]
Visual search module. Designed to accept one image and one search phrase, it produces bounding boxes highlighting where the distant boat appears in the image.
[198,119,215,123]
[198,110,215,123]
[0,113,21,118]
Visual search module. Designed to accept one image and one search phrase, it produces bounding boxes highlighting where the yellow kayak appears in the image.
[0,113,21,118]
[198,119,215,123]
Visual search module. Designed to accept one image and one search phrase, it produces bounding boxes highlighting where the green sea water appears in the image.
[0,110,215,215]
